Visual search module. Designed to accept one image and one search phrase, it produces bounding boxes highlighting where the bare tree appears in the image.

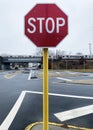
[76,52,83,56]
[49,49,55,57]
[34,48,42,56]
[56,49,66,56]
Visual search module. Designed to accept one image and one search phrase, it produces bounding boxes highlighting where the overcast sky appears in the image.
[0,0,93,55]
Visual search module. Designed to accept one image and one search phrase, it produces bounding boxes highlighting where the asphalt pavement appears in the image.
[25,70,93,130]
[38,70,93,85]
[0,70,93,130]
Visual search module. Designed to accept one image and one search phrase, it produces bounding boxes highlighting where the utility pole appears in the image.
[89,43,92,56]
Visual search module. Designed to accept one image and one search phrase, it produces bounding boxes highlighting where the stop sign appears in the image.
[25,4,68,47]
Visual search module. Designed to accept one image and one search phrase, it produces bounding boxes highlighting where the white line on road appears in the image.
[56,77,72,82]
[0,91,26,130]
[54,104,93,122]
[56,72,60,74]
[49,93,93,100]
[28,71,32,80]
[26,90,43,95]
[26,90,93,100]
[89,74,93,77]
[1,90,93,130]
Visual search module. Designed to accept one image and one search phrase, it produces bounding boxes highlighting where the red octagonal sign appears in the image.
[24,4,68,47]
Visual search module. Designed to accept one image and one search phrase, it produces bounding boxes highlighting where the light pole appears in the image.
[89,43,92,56]
[52,56,53,70]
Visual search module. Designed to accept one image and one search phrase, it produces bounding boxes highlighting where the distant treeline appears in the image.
[49,58,93,70]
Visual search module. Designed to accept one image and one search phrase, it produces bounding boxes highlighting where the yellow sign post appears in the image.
[43,48,49,130]
[25,4,68,130]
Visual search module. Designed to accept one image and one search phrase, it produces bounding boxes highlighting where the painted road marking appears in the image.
[89,74,93,77]
[4,74,16,79]
[54,104,93,122]
[28,70,38,80]
[0,90,93,130]
[28,71,32,80]
[4,71,21,79]
[0,91,26,130]
[56,72,60,74]
[56,77,72,82]
[26,91,93,100]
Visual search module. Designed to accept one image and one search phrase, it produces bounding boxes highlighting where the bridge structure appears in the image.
[0,56,42,70]
[1,54,93,70]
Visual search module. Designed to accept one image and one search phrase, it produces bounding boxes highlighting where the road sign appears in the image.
[24,4,68,47]
[24,4,68,130]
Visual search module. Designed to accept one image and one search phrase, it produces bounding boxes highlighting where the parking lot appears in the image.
[0,70,93,130]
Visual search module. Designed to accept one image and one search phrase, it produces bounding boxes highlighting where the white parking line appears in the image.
[89,74,93,77]
[56,72,60,74]
[28,71,32,80]
[0,91,26,130]
[54,104,93,122]
[56,77,72,82]
[0,90,93,130]
[28,70,38,80]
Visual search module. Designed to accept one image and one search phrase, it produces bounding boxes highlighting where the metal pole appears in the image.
[89,43,92,56]
[66,60,67,71]
[52,56,53,70]
[43,48,49,130]
[84,61,85,72]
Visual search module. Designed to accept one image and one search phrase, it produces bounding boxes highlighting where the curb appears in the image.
[25,122,92,130]
[67,80,93,85]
